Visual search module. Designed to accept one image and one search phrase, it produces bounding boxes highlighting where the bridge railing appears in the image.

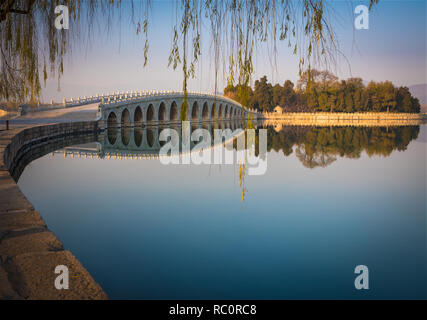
[62,90,261,113]
[98,91,244,108]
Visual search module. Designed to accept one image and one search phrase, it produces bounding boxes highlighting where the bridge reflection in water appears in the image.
[58,119,256,160]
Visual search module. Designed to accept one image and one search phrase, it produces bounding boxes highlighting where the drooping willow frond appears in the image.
[0,0,150,103]
[169,0,378,109]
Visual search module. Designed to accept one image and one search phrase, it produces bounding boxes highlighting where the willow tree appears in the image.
[0,0,149,103]
[1,0,379,110]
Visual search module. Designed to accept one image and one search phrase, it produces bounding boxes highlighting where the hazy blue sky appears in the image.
[42,0,426,102]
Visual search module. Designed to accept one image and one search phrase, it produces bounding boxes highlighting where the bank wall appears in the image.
[0,121,107,299]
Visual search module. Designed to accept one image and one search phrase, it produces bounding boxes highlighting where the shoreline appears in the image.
[261,112,426,127]
[0,122,107,299]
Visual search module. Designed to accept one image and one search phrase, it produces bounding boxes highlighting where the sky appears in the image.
[41,0,426,102]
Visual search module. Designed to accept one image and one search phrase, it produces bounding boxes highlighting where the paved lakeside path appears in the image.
[0,103,99,124]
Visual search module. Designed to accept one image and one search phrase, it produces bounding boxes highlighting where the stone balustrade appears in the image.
[62,90,251,110]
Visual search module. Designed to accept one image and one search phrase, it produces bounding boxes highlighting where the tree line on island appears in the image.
[224,70,421,113]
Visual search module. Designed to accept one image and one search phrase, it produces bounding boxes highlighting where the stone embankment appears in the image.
[263,112,426,126]
[0,122,107,300]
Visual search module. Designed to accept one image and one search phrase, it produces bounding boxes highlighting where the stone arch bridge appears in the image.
[97,91,259,128]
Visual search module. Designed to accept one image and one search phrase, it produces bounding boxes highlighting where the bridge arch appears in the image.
[191,101,199,121]
[158,102,167,122]
[134,106,142,126]
[147,104,155,124]
[202,102,209,121]
[170,101,178,122]
[121,108,131,127]
[107,111,118,128]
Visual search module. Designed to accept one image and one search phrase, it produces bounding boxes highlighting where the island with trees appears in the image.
[224,70,421,114]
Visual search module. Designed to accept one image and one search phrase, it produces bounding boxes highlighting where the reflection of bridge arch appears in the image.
[146,128,155,147]
[134,127,143,147]
[121,127,130,145]
[103,120,245,154]
[108,126,117,145]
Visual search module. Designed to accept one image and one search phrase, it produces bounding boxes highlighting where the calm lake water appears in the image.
[17,123,426,299]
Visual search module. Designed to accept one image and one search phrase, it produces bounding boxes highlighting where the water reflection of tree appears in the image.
[266,125,420,168]
[295,145,337,169]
